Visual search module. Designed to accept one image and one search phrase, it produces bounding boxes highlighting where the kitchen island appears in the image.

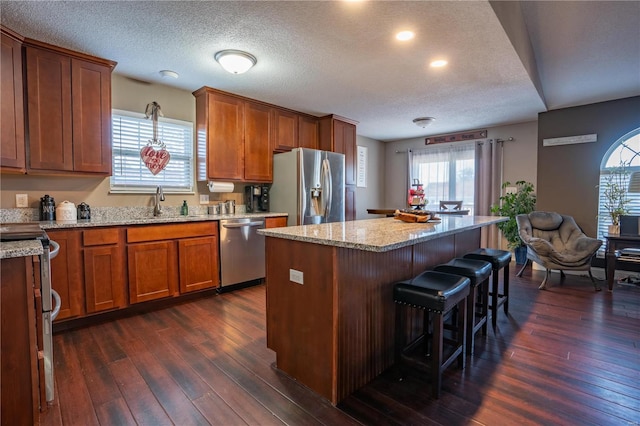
[259,215,506,405]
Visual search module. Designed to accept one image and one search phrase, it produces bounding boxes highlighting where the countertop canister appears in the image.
[56,200,77,223]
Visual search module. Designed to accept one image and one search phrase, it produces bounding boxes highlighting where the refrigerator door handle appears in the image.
[322,157,333,220]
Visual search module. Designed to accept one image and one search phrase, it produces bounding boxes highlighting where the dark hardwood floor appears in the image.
[42,267,640,425]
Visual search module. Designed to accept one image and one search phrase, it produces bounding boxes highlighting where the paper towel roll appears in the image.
[207,181,235,193]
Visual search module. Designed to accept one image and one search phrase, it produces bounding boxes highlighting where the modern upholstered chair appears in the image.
[516,211,602,291]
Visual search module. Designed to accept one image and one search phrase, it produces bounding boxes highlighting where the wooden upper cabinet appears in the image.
[194,88,244,181]
[25,45,73,172]
[335,120,357,186]
[299,115,319,149]
[1,28,26,173]
[24,39,115,175]
[319,115,357,185]
[244,101,273,182]
[71,58,113,174]
[272,108,298,152]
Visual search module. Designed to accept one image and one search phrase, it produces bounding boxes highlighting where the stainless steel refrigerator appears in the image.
[271,148,345,226]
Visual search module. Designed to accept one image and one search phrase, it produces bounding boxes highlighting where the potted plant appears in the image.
[490,180,537,264]
[600,164,631,234]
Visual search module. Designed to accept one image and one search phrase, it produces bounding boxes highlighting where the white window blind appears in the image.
[597,128,640,248]
[110,109,194,193]
[410,143,476,213]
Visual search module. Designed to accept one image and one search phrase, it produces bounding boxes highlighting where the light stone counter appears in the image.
[258,215,507,252]
[35,212,287,229]
[0,240,43,259]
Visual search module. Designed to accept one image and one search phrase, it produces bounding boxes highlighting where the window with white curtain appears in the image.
[410,143,476,213]
[110,109,194,193]
[597,128,640,244]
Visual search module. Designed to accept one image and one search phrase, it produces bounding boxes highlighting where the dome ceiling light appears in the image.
[413,117,436,128]
[214,50,257,74]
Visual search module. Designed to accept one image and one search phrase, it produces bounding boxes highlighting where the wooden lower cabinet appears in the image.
[178,236,219,293]
[47,229,84,320]
[49,221,222,322]
[84,245,125,312]
[1,256,39,424]
[266,216,288,228]
[127,222,219,303]
[83,228,126,313]
[128,241,178,304]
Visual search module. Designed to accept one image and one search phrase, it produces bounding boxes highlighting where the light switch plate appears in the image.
[16,193,29,208]
[199,194,209,204]
[289,269,304,285]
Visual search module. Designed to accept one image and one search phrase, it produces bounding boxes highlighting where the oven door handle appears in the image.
[51,289,61,321]
[49,240,60,260]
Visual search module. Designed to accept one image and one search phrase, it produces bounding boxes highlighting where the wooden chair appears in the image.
[439,201,463,211]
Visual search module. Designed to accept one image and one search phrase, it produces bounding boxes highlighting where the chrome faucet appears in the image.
[154,185,165,216]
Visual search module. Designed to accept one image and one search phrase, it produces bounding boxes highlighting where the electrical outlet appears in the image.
[199,194,209,204]
[289,269,304,285]
[15,194,29,208]
[505,186,517,195]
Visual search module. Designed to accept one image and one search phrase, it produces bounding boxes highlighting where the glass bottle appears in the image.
[181,200,188,216]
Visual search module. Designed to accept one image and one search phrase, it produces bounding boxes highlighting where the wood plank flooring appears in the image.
[42,267,640,425]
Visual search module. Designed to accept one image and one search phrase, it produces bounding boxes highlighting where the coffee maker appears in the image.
[245,185,270,212]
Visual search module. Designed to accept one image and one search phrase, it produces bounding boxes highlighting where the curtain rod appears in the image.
[396,137,515,152]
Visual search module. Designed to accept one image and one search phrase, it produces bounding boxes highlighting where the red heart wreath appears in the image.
[140,145,171,175]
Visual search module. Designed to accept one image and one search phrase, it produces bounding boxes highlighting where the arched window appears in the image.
[598,127,640,241]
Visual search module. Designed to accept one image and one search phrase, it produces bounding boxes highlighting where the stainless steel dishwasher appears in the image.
[219,217,265,287]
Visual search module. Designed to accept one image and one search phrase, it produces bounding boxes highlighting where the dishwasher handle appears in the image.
[222,221,264,229]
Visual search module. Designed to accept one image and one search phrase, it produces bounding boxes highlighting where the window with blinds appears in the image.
[410,143,476,213]
[110,110,194,193]
[597,128,640,252]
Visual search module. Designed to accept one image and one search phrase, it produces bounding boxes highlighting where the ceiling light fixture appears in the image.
[159,70,179,79]
[396,31,415,41]
[413,117,436,128]
[430,60,448,68]
[214,50,257,74]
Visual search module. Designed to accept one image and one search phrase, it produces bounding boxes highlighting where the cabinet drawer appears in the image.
[127,222,217,243]
[83,228,121,246]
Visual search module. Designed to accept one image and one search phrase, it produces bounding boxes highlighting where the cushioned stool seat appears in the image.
[434,258,492,355]
[463,248,511,330]
[394,270,470,398]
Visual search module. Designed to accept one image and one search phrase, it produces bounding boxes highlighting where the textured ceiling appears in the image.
[1,1,638,142]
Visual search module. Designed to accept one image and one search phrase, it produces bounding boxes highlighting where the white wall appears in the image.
[383,121,539,210]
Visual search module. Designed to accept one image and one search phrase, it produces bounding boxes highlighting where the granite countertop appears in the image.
[1,211,287,259]
[35,212,287,229]
[0,240,44,259]
[258,215,507,252]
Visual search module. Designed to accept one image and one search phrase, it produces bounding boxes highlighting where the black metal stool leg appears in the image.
[503,263,509,315]
[491,268,499,331]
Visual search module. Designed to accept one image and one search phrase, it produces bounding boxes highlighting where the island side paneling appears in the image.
[265,227,483,404]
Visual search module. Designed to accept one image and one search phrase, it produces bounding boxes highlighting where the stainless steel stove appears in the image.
[1,223,59,403]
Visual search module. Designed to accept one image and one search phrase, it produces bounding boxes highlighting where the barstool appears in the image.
[393,270,470,398]
[464,248,511,330]
[433,258,492,355]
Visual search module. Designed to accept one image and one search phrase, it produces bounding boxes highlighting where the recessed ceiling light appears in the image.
[396,31,415,41]
[430,60,448,68]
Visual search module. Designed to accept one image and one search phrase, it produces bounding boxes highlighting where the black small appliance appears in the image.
[245,185,270,212]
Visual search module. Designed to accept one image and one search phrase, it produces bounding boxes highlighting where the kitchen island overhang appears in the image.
[259,215,507,404]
